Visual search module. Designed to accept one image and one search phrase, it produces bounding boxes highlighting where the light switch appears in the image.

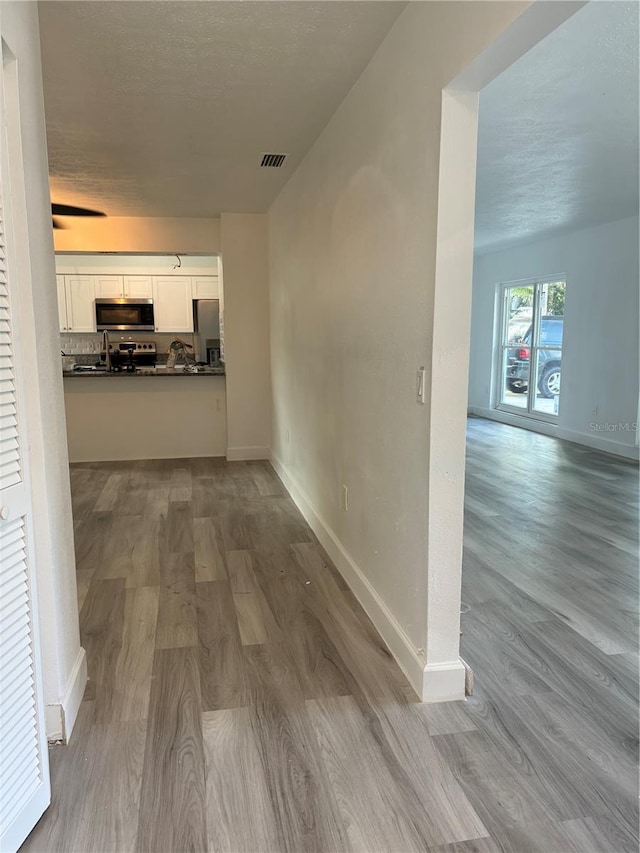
[416,367,426,405]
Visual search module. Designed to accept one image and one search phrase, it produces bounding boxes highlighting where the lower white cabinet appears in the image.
[60,275,96,332]
[152,276,194,333]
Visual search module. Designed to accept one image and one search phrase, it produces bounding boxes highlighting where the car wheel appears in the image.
[539,364,561,398]
[507,380,527,394]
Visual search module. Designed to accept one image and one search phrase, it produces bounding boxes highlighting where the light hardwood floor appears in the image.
[22,419,638,852]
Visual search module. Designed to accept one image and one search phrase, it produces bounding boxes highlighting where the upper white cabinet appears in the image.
[61,276,96,332]
[152,276,194,333]
[94,275,152,298]
[192,276,219,300]
[94,275,124,298]
[123,276,153,298]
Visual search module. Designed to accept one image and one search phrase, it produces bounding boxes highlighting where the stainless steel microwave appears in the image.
[95,298,155,331]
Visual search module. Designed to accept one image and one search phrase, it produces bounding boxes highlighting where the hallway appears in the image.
[22,421,638,852]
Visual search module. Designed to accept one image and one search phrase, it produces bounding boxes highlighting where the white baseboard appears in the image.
[468,406,558,436]
[557,426,639,461]
[226,445,270,461]
[422,660,466,703]
[468,407,639,461]
[45,647,87,743]
[270,453,465,703]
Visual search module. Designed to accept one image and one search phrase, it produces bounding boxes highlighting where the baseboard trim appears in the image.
[422,660,467,703]
[557,425,639,461]
[468,407,639,461]
[270,453,465,703]
[226,445,270,461]
[45,647,87,744]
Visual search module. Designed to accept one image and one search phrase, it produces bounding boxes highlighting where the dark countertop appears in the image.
[63,365,225,378]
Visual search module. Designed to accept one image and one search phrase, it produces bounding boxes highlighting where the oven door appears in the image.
[95,299,155,331]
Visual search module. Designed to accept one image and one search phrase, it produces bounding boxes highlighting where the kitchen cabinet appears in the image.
[56,275,67,332]
[94,275,124,298]
[192,276,219,299]
[123,276,153,298]
[152,276,194,333]
[60,275,96,332]
[94,275,153,298]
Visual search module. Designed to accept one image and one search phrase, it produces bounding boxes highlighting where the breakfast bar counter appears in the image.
[63,372,227,462]
[63,365,226,378]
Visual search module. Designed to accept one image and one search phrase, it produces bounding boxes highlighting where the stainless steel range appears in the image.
[112,341,157,371]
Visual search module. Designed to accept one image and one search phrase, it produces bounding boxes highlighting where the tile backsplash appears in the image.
[60,331,200,359]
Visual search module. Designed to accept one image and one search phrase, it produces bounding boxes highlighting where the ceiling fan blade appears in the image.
[51,203,106,217]
[52,217,66,229]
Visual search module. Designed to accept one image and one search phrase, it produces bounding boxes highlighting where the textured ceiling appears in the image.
[39,1,404,218]
[475,1,639,253]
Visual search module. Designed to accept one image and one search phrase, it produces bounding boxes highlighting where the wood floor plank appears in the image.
[137,647,207,853]
[417,700,478,737]
[233,592,268,645]
[193,516,226,581]
[23,718,147,853]
[243,644,350,852]
[170,466,192,502]
[560,814,639,853]
[202,707,281,853]
[428,839,502,853]
[163,501,194,553]
[432,729,579,852]
[80,577,126,719]
[109,586,159,722]
[226,549,258,593]
[155,554,197,650]
[94,473,123,512]
[73,511,112,576]
[307,694,452,852]
[126,517,161,588]
[197,580,248,711]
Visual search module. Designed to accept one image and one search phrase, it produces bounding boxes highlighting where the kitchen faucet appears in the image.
[102,329,111,372]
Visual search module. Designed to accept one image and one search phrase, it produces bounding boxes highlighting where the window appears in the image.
[495,279,566,421]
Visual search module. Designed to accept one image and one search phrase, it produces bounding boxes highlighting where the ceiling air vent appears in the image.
[260,153,288,168]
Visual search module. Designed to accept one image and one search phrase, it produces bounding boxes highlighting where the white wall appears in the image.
[220,213,271,460]
[268,0,538,700]
[53,216,220,254]
[469,216,639,459]
[2,2,84,740]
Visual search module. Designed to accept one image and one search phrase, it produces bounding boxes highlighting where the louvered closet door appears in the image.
[0,47,51,853]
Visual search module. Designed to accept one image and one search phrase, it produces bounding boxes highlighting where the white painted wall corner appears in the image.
[270,453,465,703]
[45,647,87,744]
[227,445,270,461]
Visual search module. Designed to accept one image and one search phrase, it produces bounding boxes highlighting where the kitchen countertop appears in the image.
[63,365,225,378]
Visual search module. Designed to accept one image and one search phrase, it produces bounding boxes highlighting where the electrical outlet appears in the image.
[342,484,349,512]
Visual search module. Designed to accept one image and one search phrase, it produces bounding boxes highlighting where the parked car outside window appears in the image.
[507,316,563,398]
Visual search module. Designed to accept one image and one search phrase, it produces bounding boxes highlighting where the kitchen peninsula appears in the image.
[63,371,227,462]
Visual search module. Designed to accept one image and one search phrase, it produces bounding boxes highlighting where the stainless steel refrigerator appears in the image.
[192,299,222,364]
